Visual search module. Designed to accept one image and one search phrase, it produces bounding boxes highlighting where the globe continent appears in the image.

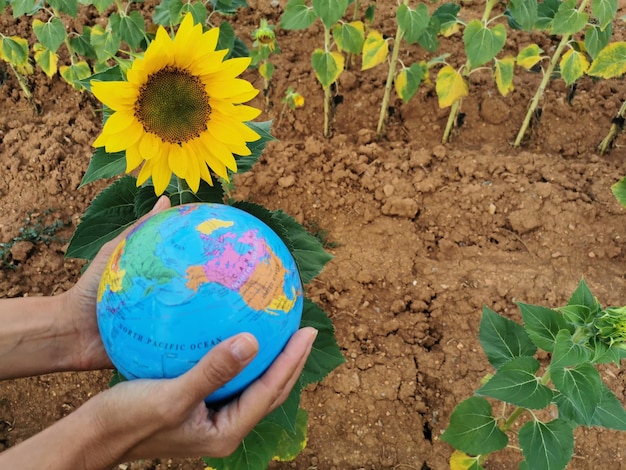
[96,202,304,403]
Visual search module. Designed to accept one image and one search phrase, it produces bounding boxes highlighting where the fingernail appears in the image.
[230,333,258,362]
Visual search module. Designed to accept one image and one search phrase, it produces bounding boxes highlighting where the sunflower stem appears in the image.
[323,24,332,138]
[598,99,626,155]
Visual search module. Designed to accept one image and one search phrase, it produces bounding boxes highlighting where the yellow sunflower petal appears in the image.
[215,57,252,79]
[125,143,143,173]
[184,145,201,192]
[199,132,237,172]
[101,119,144,153]
[102,110,136,135]
[203,78,259,101]
[193,138,229,180]
[201,28,220,55]
[91,81,138,111]
[173,14,204,69]
[191,50,229,76]
[136,159,154,186]
[210,99,261,121]
[152,153,173,196]
[139,132,163,160]
[209,114,260,142]
[168,143,188,179]
[142,27,174,75]
[93,132,108,148]
[198,158,214,186]
[222,139,252,156]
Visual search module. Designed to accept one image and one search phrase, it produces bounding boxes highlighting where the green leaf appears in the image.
[479,306,537,369]
[587,335,622,364]
[60,61,92,90]
[508,0,538,31]
[235,121,275,174]
[560,48,589,85]
[518,419,574,470]
[163,178,225,208]
[517,43,544,70]
[211,0,248,15]
[395,62,424,103]
[549,329,592,369]
[273,408,308,462]
[551,0,589,35]
[518,302,573,352]
[47,0,78,16]
[494,56,515,96]
[68,26,97,60]
[108,369,128,387]
[536,0,561,30]
[591,386,626,430]
[440,396,508,455]
[477,356,553,409]
[588,42,626,78]
[0,0,6,14]
[552,362,603,425]
[264,377,301,432]
[91,0,114,14]
[361,30,388,71]
[436,65,468,108]
[183,2,208,26]
[312,49,344,88]
[66,176,138,261]
[217,21,235,57]
[396,3,430,45]
[203,419,282,470]
[365,3,375,22]
[299,298,345,386]
[332,20,364,54]
[567,278,600,312]
[271,212,334,285]
[80,65,124,92]
[1,36,29,66]
[80,148,127,187]
[259,61,274,81]
[558,305,593,327]
[32,18,66,53]
[91,25,122,62]
[281,0,317,30]
[110,11,146,49]
[584,23,612,59]
[432,3,461,33]
[9,0,38,16]
[611,175,626,206]
[592,0,618,31]
[312,0,350,29]
[417,17,441,53]
[463,20,507,71]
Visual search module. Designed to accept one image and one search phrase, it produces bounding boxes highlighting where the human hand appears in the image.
[61,196,172,371]
[84,328,317,466]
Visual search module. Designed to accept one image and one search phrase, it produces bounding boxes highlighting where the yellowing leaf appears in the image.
[494,56,515,96]
[259,61,274,80]
[517,43,544,71]
[560,48,589,85]
[450,450,481,470]
[311,49,344,89]
[361,29,388,71]
[33,43,58,77]
[441,22,460,37]
[588,41,626,78]
[60,61,92,90]
[436,65,468,108]
[1,36,29,66]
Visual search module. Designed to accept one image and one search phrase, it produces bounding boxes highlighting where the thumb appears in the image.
[176,333,259,405]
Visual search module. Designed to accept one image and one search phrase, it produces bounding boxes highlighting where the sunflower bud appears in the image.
[594,306,626,347]
[253,19,277,52]
[283,87,305,110]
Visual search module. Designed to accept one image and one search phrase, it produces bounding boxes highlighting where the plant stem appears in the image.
[514,0,591,147]
[323,24,332,138]
[598,99,626,155]
[441,0,498,144]
[376,0,408,139]
[7,63,32,100]
[442,99,461,144]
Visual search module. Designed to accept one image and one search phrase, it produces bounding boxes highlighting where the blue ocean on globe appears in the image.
[96,202,304,403]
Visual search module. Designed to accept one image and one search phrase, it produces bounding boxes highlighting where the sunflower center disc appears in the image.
[136,66,211,144]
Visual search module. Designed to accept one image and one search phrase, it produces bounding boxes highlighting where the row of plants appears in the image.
[2,0,626,148]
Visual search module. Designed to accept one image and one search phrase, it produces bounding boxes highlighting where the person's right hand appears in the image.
[87,327,317,465]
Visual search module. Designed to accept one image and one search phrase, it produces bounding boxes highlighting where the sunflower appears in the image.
[91,13,261,195]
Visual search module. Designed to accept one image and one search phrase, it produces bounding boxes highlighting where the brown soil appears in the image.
[2,0,626,469]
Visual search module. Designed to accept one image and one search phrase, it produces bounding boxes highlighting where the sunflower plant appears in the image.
[65,12,344,469]
[442,279,626,470]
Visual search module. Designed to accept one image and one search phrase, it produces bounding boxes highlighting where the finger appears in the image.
[216,327,317,433]
[175,333,259,407]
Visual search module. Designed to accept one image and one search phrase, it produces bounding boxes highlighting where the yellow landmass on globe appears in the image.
[267,287,299,314]
[196,218,234,234]
[240,246,293,314]
[97,240,126,302]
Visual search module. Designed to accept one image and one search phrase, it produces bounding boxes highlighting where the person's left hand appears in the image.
[61,196,171,371]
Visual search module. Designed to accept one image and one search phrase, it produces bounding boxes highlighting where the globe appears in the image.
[96,202,304,403]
